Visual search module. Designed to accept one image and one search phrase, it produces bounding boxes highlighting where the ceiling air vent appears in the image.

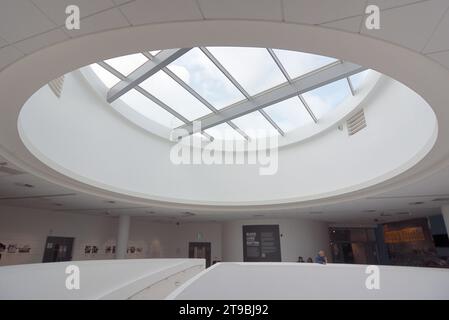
[48,75,65,98]
[346,109,366,136]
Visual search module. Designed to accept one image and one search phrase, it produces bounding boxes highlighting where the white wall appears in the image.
[222,218,330,262]
[0,205,222,266]
[0,206,329,266]
[129,218,222,262]
[0,205,117,266]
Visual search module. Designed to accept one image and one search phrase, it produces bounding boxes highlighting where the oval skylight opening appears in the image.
[88,47,371,142]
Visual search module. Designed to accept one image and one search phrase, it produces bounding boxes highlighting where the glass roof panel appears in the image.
[206,47,286,95]
[167,48,245,109]
[104,53,148,76]
[204,122,245,140]
[263,97,314,132]
[231,111,279,139]
[350,69,371,93]
[88,47,370,143]
[140,70,212,121]
[273,49,337,79]
[91,64,120,88]
[302,78,351,119]
[118,89,184,128]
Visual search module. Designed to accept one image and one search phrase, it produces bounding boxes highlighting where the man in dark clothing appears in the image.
[314,250,328,264]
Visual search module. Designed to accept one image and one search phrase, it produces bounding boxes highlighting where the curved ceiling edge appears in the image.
[0,20,448,211]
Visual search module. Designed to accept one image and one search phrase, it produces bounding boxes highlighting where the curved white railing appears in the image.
[168,262,449,300]
[0,259,204,300]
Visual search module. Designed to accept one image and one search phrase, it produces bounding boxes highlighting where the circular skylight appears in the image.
[89,47,370,141]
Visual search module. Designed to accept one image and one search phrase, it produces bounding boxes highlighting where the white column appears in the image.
[116,215,130,259]
[442,205,449,235]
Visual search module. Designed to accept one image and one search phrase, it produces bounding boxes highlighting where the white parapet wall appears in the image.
[168,262,449,300]
[0,259,204,300]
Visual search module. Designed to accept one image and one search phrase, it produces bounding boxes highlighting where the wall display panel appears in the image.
[242,225,281,262]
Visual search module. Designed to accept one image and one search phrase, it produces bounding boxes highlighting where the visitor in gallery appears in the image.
[314,250,328,264]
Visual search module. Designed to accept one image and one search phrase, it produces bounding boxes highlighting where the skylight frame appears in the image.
[266,48,318,123]
[176,59,366,136]
[143,51,249,141]
[107,48,191,103]
[200,47,285,137]
[98,47,368,141]
[97,61,214,141]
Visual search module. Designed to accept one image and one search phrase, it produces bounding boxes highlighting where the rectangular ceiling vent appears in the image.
[347,109,366,136]
[48,75,65,98]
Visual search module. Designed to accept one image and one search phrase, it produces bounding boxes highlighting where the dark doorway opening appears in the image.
[329,228,379,264]
[42,236,74,263]
[188,242,211,268]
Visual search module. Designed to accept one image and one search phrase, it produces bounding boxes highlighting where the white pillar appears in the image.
[442,205,449,235]
[116,215,130,259]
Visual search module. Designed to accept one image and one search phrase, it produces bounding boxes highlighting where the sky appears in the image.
[90,47,368,139]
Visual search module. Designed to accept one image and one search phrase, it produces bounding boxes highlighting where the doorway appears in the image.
[42,236,74,263]
[329,228,379,264]
[188,242,211,268]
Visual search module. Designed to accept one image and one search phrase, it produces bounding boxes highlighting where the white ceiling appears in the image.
[1,0,449,223]
[1,152,447,224]
[0,1,449,70]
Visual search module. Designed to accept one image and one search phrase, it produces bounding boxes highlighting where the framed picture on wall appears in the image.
[18,245,31,253]
[127,246,136,254]
[7,244,18,253]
